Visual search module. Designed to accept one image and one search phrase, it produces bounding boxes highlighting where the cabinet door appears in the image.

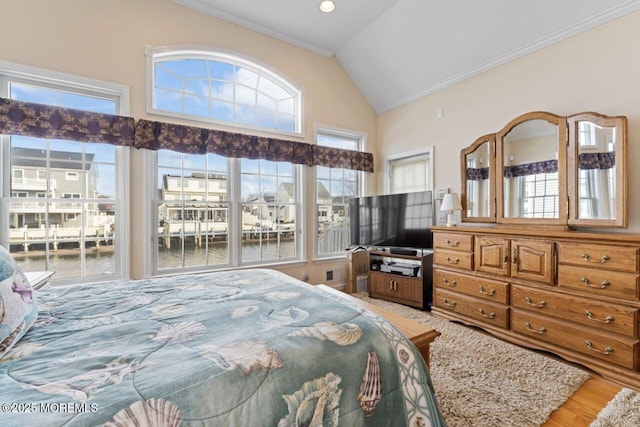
[475,236,510,276]
[511,239,555,284]
[369,272,395,297]
[394,276,423,306]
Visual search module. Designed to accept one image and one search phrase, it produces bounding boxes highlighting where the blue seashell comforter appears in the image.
[0,269,446,426]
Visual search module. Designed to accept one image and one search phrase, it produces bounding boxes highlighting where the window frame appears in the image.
[314,126,366,260]
[0,60,131,284]
[145,45,304,138]
[384,147,434,194]
[147,152,304,277]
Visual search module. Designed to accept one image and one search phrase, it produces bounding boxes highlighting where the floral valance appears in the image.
[504,159,558,178]
[579,152,615,170]
[0,97,135,146]
[0,98,374,173]
[466,167,489,181]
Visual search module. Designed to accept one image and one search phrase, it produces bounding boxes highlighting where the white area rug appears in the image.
[352,293,591,427]
[590,387,640,427]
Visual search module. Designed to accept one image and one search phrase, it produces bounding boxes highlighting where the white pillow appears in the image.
[0,245,38,357]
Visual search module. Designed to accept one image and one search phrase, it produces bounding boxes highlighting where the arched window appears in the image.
[146,46,302,135]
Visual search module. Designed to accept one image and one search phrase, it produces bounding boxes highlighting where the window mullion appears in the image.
[229,158,241,267]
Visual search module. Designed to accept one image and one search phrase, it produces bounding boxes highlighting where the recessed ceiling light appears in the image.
[319,0,336,13]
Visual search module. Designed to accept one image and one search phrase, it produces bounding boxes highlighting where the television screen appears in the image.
[349,190,434,249]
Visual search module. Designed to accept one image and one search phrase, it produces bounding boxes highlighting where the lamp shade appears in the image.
[440,193,462,211]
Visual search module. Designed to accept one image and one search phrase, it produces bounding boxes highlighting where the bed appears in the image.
[0,258,445,426]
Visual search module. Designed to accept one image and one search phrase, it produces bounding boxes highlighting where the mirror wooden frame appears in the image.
[461,111,627,228]
[496,111,567,226]
[461,134,495,223]
[567,112,627,228]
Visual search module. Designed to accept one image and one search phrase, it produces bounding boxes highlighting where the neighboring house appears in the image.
[158,173,228,224]
[275,182,295,223]
[10,148,98,229]
[316,181,333,223]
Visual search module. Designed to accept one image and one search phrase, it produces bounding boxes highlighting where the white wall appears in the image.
[377,10,640,232]
[0,0,377,283]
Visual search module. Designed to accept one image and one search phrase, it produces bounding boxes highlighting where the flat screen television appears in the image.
[349,190,434,250]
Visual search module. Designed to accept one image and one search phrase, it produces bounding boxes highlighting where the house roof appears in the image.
[11,147,94,170]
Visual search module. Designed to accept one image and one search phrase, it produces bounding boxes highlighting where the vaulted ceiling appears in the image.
[172,0,640,114]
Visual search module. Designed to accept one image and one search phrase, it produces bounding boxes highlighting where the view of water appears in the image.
[14,240,297,281]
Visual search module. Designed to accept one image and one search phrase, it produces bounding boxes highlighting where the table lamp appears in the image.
[440,193,462,227]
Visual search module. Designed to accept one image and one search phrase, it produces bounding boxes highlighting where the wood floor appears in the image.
[543,376,621,426]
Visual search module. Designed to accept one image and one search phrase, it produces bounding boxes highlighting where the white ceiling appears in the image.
[172,0,640,114]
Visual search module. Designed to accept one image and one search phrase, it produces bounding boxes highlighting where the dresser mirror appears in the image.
[461,134,495,222]
[496,112,567,225]
[567,113,627,227]
[460,111,626,228]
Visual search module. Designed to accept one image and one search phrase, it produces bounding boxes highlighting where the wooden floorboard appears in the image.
[543,376,621,426]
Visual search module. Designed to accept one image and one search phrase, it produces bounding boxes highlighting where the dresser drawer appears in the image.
[434,250,473,270]
[434,269,509,304]
[557,242,639,273]
[512,309,638,370]
[558,265,639,301]
[433,232,473,252]
[434,288,509,329]
[511,285,639,336]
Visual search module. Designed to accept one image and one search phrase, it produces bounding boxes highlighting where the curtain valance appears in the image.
[0,98,373,173]
[503,159,558,178]
[0,97,135,146]
[578,152,615,170]
[466,167,489,181]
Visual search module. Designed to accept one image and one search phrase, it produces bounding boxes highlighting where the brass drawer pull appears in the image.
[582,254,611,264]
[442,278,457,287]
[585,340,614,355]
[445,239,460,247]
[478,308,496,319]
[443,298,457,307]
[524,297,547,308]
[478,286,495,296]
[585,311,614,324]
[524,322,546,334]
[446,257,460,264]
[581,278,611,289]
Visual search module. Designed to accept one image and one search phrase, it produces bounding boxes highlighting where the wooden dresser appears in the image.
[431,225,640,391]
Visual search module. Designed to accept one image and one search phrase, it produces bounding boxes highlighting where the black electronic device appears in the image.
[389,247,418,256]
[349,190,434,250]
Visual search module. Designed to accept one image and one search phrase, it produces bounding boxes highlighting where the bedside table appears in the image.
[25,271,55,290]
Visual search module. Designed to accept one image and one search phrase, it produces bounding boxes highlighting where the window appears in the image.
[153,152,301,274]
[147,50,304,274]
[522,172,559,218]
[147,46,302,135]
[386,148,433,194]
[316,129,364,257]
[0,62,129,283]
[240,159,298,263]
[156,151,231,270]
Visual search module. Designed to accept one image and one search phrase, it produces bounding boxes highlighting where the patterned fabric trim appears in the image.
[0,97,373,172]
[578,152,615,170]
[504,159,558,178]
[0,98,134,146]
[466,167,490,181]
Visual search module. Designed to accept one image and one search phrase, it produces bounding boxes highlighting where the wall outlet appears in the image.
[301,270,309,282]
[326,270,334,281]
